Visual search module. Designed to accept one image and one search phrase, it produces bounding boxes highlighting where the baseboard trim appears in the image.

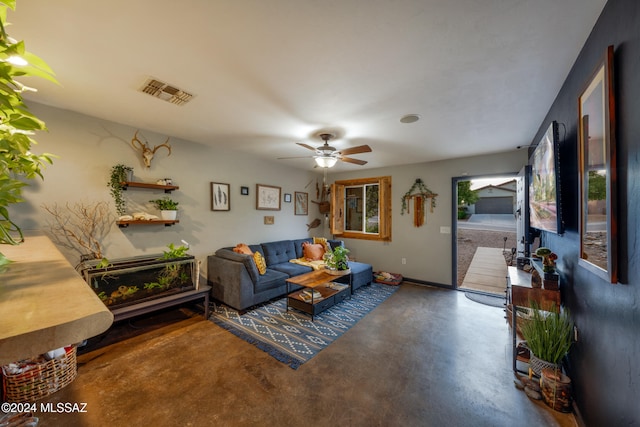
[403,277,453,289]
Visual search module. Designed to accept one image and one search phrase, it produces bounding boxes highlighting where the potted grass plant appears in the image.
[520,302,573,377]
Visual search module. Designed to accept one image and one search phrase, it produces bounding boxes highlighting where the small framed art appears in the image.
[295,192,308,215]
[256,184,281,210]
[211,182,230,211]
[240,186,249,196]
[284,193,292,203]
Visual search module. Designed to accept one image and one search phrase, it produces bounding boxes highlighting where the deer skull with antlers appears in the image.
[131,130,171,168]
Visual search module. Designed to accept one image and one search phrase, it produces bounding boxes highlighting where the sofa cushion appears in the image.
[261,240,297,266]
[302,242,325,261]
[253,252,267,274]
[348,261,371,275]
[253,268,289,293]
[292,238,313,259]
[313,237,331,253]
[328,239,344,250]
[348,260,374,291]
[233,243,253,255]
[270,262,313,277]
[215,248,262,284]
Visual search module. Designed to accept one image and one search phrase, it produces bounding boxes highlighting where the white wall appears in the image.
[326,149,527,285]
[10,102,317,271]
[11,102,526,286]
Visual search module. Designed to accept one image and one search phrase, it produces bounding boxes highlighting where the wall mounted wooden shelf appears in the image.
[120,181,179,193]
[116,181,180,228]
[117,220,179,228]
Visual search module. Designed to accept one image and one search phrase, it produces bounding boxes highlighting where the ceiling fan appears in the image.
[278,133,372,168]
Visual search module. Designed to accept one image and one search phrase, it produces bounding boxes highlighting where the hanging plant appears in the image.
[108,164,133,216]
[0,0,58,265]
[401,179,438,227]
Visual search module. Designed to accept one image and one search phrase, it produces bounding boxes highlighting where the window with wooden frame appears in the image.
[330,176,391,241]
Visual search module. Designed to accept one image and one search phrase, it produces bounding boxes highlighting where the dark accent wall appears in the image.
[529,0,639,424]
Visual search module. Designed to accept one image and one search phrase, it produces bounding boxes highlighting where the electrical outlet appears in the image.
[401,258,407,265]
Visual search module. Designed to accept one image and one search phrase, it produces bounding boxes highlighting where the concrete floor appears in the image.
[35,283,576,426]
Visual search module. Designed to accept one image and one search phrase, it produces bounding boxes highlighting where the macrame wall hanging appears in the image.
[401,178,438,227]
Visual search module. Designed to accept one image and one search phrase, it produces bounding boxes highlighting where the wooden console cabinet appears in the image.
[507,266,561,373]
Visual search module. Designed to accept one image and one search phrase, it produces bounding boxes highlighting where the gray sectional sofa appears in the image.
[207,238,373,311]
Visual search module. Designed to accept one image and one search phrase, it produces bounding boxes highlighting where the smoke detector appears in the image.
[140,78,194,106]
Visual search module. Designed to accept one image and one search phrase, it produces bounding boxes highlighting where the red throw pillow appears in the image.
[302,242,325,261]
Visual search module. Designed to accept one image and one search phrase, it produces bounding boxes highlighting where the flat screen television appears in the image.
[528,121,562,234]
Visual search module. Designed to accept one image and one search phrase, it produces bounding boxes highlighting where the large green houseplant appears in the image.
[520,302,573,376]
[0,0,57,265]
[324,245,350,274]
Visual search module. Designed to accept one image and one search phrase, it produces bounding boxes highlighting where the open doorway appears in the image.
[452,174,518,295]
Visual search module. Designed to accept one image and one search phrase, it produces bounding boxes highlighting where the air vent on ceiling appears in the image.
[140,78,194,106]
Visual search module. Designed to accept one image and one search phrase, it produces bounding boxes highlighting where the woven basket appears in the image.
[506,304,534,338]
[2,346,77,402]
[529,353,560,377]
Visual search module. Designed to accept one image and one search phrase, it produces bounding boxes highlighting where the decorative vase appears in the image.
[531,270,542,288]
[529,353,560,377]
[540,368,572,412]
[160,210,177,221]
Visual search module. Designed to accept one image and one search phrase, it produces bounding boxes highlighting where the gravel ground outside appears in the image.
[457,228,517,286]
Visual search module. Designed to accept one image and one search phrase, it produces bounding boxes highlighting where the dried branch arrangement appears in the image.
[42,201,114,260]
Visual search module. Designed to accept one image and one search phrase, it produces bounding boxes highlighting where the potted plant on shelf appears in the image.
[520,302,573,377]
[108,164,133,216]
[534,247,559,290]
[149,197,179,220]
[324,245,350,275]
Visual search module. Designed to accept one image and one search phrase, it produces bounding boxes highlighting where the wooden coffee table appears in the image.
[286,270,352,320]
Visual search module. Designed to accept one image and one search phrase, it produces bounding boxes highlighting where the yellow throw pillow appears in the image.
[253,251,267,275]
[313,237,331,254]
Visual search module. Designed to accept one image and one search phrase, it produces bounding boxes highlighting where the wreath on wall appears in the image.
[401,178,438,227]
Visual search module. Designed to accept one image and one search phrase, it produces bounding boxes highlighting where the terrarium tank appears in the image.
[78,254,197,309]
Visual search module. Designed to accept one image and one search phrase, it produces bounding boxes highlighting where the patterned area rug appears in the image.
[209,283,399,369]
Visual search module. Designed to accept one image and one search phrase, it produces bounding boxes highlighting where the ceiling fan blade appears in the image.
[296,142,318,152]
[277,155,314,160]
[338,145,372,156]
[340,156,367,165]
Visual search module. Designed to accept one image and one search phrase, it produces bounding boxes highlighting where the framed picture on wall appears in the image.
[211,182,230,211]
[295,191,308,215]
[577,45,617,283]
[284,193,292,203]
[256,184,281,210]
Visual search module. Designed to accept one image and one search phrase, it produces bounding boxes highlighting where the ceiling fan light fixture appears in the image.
[315,156,338,168]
